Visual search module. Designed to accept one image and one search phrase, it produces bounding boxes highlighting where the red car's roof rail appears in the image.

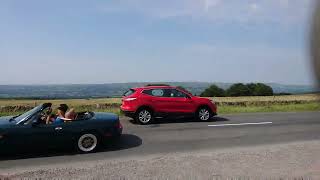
[142,85,173,89]
[145,84,171,87]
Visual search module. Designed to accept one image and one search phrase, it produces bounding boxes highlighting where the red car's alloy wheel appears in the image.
[198,108,211,121]
[137,109,153,124]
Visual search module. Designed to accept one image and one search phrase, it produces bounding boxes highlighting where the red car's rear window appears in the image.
[123,89,136,97]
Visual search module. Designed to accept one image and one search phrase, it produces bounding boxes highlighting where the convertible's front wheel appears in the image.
[77,133,99,153]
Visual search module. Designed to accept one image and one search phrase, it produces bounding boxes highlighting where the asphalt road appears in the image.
[0,111,319,171]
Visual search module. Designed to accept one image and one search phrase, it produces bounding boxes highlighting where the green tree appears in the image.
[227,83,273,96]
[227,83,251,96]
[247,83,257,95]
[252,83,273,96]
[200,85,226,97]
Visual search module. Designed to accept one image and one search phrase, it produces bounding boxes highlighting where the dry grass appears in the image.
[0,98,121,107]
[1,94,319,106]
[210,94,320,106]
[211,93,320,102]
[0,94,319,116]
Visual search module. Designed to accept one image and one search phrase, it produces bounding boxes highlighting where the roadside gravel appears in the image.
[1,140,319,180]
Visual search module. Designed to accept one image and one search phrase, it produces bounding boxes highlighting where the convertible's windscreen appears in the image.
[15,106,42,123]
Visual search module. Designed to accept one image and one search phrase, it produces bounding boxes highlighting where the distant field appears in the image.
[211,94,320,106]
[0,94,319,117]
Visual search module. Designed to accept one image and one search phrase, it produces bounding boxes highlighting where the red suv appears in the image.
[121,86,217,124]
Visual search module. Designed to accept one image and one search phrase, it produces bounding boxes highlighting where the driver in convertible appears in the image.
[46,104,76,124]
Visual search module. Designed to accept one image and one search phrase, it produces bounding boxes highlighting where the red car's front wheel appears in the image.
[197,107,212,121]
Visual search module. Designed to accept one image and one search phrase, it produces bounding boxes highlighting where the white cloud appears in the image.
[249,3,259,12]
[99,0,315,25]
[204,0,220,12]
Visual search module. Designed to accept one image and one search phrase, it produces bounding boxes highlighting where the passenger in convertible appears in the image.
[46,104,76,124]
[65,108,77,120]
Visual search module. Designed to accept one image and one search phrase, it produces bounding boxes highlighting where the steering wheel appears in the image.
[40,111,47,117]
[39,107,52,122]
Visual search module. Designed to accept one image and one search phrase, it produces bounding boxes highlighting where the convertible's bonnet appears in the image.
[0,116,14,127]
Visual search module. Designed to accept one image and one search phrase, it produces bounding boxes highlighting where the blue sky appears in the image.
[0,0,316,85]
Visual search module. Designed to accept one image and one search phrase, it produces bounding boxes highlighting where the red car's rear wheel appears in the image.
[135,109,153,125]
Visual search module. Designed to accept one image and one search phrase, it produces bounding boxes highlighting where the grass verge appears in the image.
[1,102,319,117]
[217,102,320,114]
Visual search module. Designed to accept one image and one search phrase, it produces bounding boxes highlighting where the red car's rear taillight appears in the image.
[123,97,137,101]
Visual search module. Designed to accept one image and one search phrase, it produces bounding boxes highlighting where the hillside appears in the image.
[0,82,318,99]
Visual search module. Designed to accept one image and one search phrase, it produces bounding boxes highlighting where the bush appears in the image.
[247,83,273,96]
[227,83,251,97]
[247,83,257,95]
[200,85,226,97]
[226,83,273,97]
[252,83,273,96]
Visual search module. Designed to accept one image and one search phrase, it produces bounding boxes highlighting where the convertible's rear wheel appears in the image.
[77,133,99,153]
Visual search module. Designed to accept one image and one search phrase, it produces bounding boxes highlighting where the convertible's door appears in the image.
[46,122,82,149]
[34,124,68,149]
[7,124,55,151]
[31,123,69,149]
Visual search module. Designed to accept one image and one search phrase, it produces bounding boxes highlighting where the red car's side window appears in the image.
[142,89,165,97]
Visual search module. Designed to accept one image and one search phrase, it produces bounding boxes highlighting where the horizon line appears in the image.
[0,81,316,87]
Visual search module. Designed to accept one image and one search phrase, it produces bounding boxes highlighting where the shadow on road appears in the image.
[103,134,142,151]
[0,134,142,161]
[129,116,229,125]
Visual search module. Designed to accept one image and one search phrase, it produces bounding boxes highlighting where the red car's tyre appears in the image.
[197,107,212,121]
[135,108,153,125]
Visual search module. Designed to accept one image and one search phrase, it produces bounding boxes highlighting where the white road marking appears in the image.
[208,122,273,127]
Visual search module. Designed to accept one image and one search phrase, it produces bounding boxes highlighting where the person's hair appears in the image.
[57,104,69,112]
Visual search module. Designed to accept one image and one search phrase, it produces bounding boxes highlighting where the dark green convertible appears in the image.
[0,103,123,154]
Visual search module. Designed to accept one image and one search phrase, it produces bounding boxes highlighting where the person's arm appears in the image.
[46,115,51,124]
[60,117,73,121]
[45,108,53,124]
